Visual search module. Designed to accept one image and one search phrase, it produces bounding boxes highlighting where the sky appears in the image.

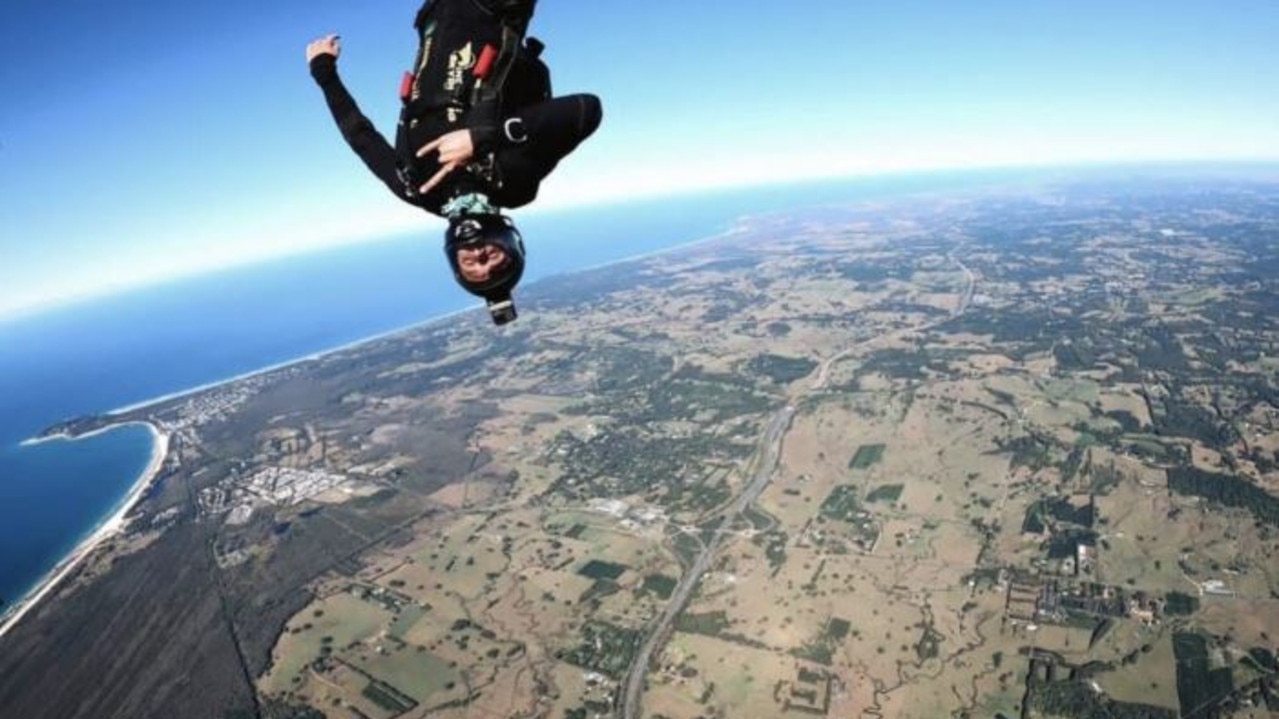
[1,0,1277,319]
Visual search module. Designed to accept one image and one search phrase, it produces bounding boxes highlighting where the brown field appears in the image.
[646,632,814,718]
[1094,481,1196,592]
[1096,384,1153,426]
[1095,631,1180,710]
[239,195,1279,719]
[259,590,395,696]
[1197,598,1279,648]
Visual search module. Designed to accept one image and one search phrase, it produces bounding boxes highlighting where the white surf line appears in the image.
[0,424,170,640]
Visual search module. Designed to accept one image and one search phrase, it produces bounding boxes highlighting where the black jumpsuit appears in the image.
[309,3,601,215]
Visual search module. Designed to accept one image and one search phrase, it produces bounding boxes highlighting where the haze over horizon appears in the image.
[2,0,1277,319]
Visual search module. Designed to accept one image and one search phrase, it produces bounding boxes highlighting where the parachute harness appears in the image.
[402,1,537,199]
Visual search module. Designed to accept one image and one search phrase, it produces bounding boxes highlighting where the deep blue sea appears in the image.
[0,171,1022,612]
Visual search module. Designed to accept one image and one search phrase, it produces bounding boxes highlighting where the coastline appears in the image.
[0,423,170,641]
[105,306,477,417]
[0,214,749,640]
[18,421,151,448]
[102,220,748,420]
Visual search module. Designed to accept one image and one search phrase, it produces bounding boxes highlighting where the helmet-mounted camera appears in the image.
[444,210,526,326]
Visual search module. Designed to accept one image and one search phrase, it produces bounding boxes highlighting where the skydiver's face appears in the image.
[455,243,509,284]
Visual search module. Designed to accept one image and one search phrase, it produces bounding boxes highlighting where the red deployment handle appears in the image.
[401,43,496,101]
[474,44,499,80]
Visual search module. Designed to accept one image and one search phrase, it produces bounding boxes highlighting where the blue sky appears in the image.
[2,0,1277,318]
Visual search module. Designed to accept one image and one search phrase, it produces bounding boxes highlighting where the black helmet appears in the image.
[444,213,526,325]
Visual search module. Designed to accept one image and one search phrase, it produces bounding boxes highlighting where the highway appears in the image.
[620,404,794,719]
[617,248,975,718]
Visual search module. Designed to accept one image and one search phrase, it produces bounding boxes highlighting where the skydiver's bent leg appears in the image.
[494,93,603,208]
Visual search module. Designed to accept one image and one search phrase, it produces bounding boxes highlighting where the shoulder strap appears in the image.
[472,24,523,106]
[413,0,439,32]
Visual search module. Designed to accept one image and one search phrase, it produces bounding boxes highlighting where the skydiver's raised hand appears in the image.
[415,129,476,194]
[306,34,342,64]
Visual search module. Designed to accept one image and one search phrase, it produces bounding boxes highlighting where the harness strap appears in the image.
[402,90,467,118]
[413,0,438,32]
[478,26,522,105]
[402,0,539,199]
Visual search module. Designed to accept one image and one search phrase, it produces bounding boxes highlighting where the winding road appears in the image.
[618,248,976,718]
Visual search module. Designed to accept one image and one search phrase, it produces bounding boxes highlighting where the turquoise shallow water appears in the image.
[0,170,1023,613]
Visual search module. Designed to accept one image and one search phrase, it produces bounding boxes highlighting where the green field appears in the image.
[578,559,627,580]
[264,592,395,694]
[388,605,429,640]
[642,573,678,600]
[819,486,862,522]
[362,679,418,713]
[849,444,886,470]
[348,642,459,704]
[675,610,733,636]
[865,484,904,503]
[824,617,851,641]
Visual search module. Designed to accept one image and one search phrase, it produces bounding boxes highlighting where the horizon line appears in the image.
[3,156,1278,325]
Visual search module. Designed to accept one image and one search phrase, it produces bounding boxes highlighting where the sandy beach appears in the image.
[0,423,170,641]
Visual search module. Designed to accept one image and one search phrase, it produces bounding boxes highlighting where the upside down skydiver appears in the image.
[307,0,602,325]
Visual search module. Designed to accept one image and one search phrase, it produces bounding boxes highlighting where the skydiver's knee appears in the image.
[501,181,538,209]
[576,94,602,139]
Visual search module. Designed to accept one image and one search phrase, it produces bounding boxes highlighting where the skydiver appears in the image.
[306,0,602,324]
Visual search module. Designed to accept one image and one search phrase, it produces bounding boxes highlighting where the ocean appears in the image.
[0,171,1016,613]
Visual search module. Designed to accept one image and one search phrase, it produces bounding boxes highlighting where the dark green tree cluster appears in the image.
[1163,591,1199,616]
[746,353,818,384]
[1026,677,1176,719]
[556,621,642,677]
[1168,466,1279,527]
[996,434,1054,471]
[1174,633,1234,719]
[1152,392,1238,450]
